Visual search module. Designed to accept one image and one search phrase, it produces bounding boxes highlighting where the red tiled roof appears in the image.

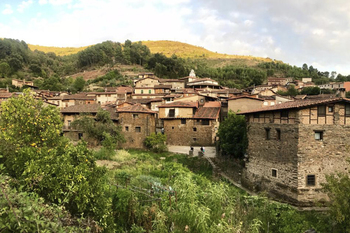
[159,79,184,83]
[228,96,264,101]
[203,101,221,107]
[238,97,350,114]
[116,103,156,114]
[116,86,133,94]
[0,93,13,98]
[60,103,101,113]
[194,107,220,119]
[158,101,198,108]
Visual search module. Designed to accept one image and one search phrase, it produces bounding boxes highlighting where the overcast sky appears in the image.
[1,0,350,75]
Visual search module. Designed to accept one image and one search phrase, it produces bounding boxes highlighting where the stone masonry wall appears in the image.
[119,112,156,149]
[164,119,218,146]
[242,123,300,205]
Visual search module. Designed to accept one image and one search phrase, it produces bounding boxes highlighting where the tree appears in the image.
[0,90,111,222]
[0,62,11,77]
[144,133,167,152]
[217,110,248,158]
[323,163,350,232]
[71,108,124,147]
[72,76,86,92]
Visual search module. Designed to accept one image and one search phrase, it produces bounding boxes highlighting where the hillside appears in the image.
[28,40,272,62]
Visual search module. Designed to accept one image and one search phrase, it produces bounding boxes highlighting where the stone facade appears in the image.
[228,96,263,113]
[164,118,219,146]
[119,112,156,149]
[241,99,350,206]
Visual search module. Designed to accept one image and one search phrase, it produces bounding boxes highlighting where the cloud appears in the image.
[38,0,48,5]
[18,0,33,13]
[48,0,72,6]
[2,4,13,15]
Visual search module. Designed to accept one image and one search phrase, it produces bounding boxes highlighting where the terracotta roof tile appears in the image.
[228,96,264,101]
[60,104,101,113]
[158,101,198,108]
[238,97,350,114]
[203,101,221,107]
[116,103,156,114]
[194,107,220,119]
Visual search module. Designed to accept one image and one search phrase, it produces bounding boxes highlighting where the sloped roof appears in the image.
[154,85,172,89]
[158,101,198,108]
[116,86,133,94]
[194,107,220,119]
[116,103,156,114]
[159,79,185,83]
[0,93,13,98]
[60,103,100,113]
[187,78,218,84]
[238,97,350,115]
[203,101,221,107]
[228,96,264,101]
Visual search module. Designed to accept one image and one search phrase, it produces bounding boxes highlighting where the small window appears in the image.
[328,106,333,112]
[317,105,326,117]
[272,169,277,177]
[148,90,151,94]
[314,131,323,140]
[135,127,141,132]
[181,119,186,124]
[168,109,175,117]
[281,110,289,118]
[133,114,139,119]
[306,175,316,186]
[141,90,144,94]
[125,126,129,131]
[276,129,281,140]
[78,133,83,139]
[202,119,210,125]
[265,128,270,140]
[193,138,197,142]
[193,127,197,132]
[68,120,71,126]
[346,104,350,116]
[172,126,174,129]
[253,113,259,118]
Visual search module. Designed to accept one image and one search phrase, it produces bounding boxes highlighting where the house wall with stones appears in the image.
[119,112,156,149]
[134,88,155,94]
[135,78,159,88]
[159,107,194,118]
[228,98,263,113]
[163,118,219,146]
[242,102,350,206]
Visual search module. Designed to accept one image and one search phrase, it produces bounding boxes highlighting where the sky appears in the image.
[1,0,350,75]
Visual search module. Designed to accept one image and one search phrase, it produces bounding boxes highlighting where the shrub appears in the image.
[144,133,167,153]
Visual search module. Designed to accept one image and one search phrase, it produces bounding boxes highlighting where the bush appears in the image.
[144,133,167,153]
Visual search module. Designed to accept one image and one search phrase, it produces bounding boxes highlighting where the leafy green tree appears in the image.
[301,86,321,95]
[0,62,11,77]
[217,110,248,158]
[144,133,167,152]
[72,76,86,92]
[323,162,350,232]
[0,90,111,224]
[71,108,124,147]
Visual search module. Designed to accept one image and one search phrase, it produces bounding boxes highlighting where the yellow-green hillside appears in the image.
[28,40,272,62]
[28,44,89,56]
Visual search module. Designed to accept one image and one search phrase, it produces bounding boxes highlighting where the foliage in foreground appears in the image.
[217,110,248,158]
[144,133,167,152]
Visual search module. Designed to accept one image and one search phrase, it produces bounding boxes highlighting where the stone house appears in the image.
[116,104,157,149]
[239,97,350,206]
[12,79,34,88]
[159,79,185,90]
[134,76,160,88]
[186,78,223,89]
[158,101,220,146]
[227,96,264,113]
[86,92,117,105]
[47,93,96,108]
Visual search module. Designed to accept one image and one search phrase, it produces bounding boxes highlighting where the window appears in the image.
[346,104,350,116]
[141,90,144,94]
[133,114,139,119]
[68,120,71,126]
[135,127,141,132]
[168,109,175,117]
[172,126,174,129]
[281,110,289,118]
[317,105,326,117]
[272,169,277,177]
[125,126,129,131]
[181,119,186,124]
[306,175,316,186]
[328,106,334,112]
[314,131,323,140]
[276,129,281,140]
[265,128,270,140]
[253,113,259,118]
[202,119,210,125]
[193,138,197,142]
[149,90,151,94]
[193,127,197,132]
[78,133,83,139]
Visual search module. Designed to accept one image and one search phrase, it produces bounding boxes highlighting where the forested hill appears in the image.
[0,38,343,92]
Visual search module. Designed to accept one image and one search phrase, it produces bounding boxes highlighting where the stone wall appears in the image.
[164,119,218,146]
[242,123,300,204]
[119,112,156,149]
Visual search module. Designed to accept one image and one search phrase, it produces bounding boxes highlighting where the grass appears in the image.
[28,44,89,56]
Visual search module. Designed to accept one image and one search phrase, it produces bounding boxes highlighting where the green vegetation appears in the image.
[217,110,248,158]
[144,133,167,152]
